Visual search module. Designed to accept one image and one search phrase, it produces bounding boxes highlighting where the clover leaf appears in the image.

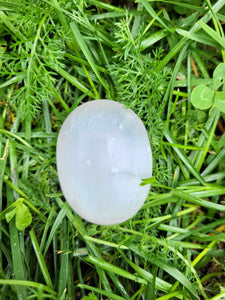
[5,199,32,231]
[15,203,32,231]
[214,91,225,113]
[191,84,214,110]
[213,63,225,89]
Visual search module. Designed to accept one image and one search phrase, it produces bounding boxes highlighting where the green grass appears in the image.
[0,0,225,299]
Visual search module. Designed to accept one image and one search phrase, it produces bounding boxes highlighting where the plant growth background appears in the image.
[0,0,225,299]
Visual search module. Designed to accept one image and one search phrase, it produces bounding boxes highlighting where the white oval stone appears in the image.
[56,99,152,225]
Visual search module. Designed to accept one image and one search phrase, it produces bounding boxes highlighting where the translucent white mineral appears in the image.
[56,99,152,225]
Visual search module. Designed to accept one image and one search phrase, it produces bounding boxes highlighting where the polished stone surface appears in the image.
[56,100,152,225]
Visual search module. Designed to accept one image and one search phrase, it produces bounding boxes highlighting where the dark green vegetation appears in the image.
[0,0,225,299]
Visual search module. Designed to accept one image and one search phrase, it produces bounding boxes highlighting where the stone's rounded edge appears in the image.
[56,99,153,225]
[91,185,151,226]
[60,181,151,226]
[71,176,152,226]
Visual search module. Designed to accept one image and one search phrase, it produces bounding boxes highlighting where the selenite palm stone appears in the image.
[56,100,152,225]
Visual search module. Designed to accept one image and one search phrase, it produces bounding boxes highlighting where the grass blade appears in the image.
[0,139,9,269]
[8,141,27,299]
[86,255,147,285]
[155,0,225,71]
[57,219,69,299]
[195,108,220,172]
[30,229,53,289]
[89,0,124,11]
[164,130,205,185]
[201,147,225,176]
[155,291,181,300]
[172,189,225,212]
[70,22,109,92]
[198,20,225,48]
[141,30,168,50]
[0,279,56,295]
[44,203,68,257]
[0,11,25,40]
[140,0,171,32]
[150,258,199,299]
[176,28,220,48]
[210,291,225,300]
[76,284,126,300]
[49,65,95,98]
[55,198,113,293]
[119,252,172,293]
